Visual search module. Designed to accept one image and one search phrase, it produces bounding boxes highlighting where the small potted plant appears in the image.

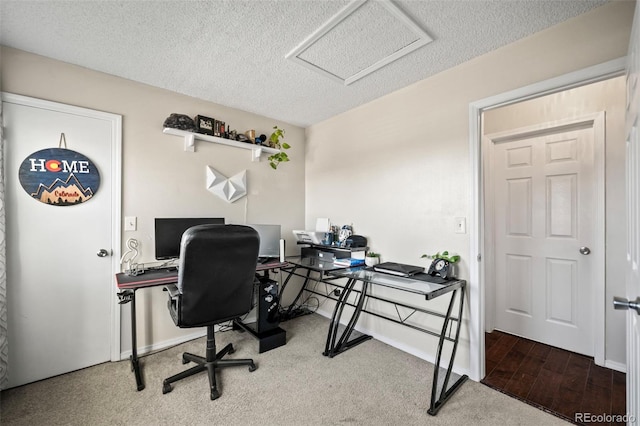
[421,250,460,263]
[365,251,381,267]
[267,126,291,169]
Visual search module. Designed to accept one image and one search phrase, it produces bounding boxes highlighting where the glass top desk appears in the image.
[280,258,468,416]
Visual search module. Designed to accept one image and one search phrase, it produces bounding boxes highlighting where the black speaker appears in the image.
[256,277,280,333]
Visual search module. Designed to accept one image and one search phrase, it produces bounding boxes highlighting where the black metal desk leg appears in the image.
[428,287,467,415]
[128,289,144,391]
[117,289,144,391]
[323,279,372,357]
[333,280,370,352]
[282,266,311,319]
[324,278,355,356]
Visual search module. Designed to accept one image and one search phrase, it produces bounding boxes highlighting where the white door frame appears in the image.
[1,92,122,361]
[467,57,626,382]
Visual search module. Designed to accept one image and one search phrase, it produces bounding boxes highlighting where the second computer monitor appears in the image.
[247,224,281,259]
[154,217,225,260]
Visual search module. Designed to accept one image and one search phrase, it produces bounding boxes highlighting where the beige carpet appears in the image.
[0,314,568,425]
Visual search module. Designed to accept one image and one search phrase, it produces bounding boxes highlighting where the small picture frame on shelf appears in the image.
[194,115,215,136]
[214,120,225,137]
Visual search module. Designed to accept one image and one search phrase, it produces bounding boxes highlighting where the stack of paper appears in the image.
[334,257,365,267]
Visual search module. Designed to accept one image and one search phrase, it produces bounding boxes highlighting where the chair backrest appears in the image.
[176,224,259,327]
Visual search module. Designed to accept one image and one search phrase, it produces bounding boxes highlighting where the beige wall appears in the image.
[0,46,306,353]
[484,76,627,366]
[305,1,634,373]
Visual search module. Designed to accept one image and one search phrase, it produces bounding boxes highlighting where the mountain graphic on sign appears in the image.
[31,173,95,205]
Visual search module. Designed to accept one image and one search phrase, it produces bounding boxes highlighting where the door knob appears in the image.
[613,296,640,315]
[97,249,110,257]
[579,246,591,255]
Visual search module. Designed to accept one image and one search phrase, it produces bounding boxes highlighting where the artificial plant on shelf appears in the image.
[267,126,291,170]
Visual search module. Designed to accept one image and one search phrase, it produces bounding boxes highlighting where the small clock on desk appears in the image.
[427,258,451,279]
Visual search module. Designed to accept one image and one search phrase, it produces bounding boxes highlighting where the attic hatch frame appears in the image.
[285,0,433,86]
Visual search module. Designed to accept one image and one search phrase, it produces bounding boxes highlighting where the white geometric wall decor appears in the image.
[206,166,247,203]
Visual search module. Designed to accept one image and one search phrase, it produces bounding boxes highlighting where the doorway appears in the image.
[2,93,122,388]
[481,75,626,369]
[467,58,627,382]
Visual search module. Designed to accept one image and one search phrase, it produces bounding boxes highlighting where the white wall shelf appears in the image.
[163,127,279,162]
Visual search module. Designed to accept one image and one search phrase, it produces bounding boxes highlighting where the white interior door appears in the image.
[2,94,121,389]
[623,2,640,422]
[489,115,604,357]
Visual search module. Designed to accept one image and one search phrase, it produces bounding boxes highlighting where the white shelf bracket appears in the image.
[251,147,262,162]
[184,133,195,152]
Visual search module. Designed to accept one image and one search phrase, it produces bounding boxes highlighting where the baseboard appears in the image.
[119,329,207,361]
[314,308,472,380]
[604,359,627,373]
[118,311,259,361]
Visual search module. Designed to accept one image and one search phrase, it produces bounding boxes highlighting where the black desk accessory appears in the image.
[373,262,424,277]
[427,258,451,279]
[345,235,367,248]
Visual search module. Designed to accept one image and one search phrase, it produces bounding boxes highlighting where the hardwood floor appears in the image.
[482,331,626,425]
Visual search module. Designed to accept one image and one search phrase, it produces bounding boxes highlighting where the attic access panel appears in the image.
[285,0,433,86]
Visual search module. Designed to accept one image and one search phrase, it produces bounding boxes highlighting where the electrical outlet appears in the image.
[124,216,137,231]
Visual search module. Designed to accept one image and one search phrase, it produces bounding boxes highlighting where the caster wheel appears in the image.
[182,356,190,365]
[228,345,235,355]
[249,363,257,372]
[210,389,220,400]
[162,382,173,394]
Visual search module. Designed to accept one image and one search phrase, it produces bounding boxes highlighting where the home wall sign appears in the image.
[18,146,101,206]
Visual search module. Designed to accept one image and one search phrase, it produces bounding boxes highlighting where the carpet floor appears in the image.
[1,314,571,425]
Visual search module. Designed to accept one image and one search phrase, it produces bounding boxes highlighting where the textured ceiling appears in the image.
[0,0,609,127]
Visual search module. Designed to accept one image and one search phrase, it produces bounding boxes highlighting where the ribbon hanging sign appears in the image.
[18,147,101,206]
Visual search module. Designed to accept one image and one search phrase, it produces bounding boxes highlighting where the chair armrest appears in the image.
[164,284,181,326]
[165,284,180,298]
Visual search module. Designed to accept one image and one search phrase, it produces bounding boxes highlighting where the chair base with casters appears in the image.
[162,324,257,400]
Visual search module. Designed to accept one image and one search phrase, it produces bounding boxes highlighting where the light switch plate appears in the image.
[124,216,137,231]
[454,217,466,234]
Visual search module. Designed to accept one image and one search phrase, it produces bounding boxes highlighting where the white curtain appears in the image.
[0,99,7,387]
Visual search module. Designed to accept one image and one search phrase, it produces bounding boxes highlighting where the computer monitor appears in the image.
[154,217,225,260]
[247,224,281,259]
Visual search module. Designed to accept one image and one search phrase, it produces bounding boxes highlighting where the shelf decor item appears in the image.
[267,126,291,170]
[194,115,215,136]
[163,113,196,132]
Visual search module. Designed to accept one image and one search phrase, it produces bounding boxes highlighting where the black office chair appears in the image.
[162,224,260,400]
